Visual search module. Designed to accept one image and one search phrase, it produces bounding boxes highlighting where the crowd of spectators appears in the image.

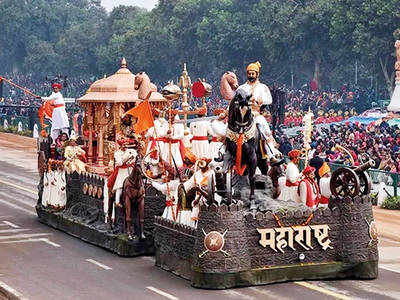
[277,119,400,174]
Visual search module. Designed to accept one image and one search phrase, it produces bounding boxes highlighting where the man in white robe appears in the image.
[190,120,212,159]
[318,162,331,208]
[39,83,69,142]
[237,61,281,161]
[299,165,319,209]
[280,149,301,202]
[162,115,185,167]
[145,116,169,164]
[209,113,227,159]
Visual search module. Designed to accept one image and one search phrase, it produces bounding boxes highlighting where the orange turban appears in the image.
[288,149,301,159]
[246,61,261,73]
[318,162,331,178]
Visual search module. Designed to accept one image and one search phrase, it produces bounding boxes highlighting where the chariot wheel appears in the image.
[330,167,360,198]
[356,171,372,196]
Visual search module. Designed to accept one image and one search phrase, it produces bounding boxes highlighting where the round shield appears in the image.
[192,81,206,98]
[203,231,225,252]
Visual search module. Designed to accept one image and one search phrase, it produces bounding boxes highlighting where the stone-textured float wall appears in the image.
[155,195,378,288]
[154,217,196,279]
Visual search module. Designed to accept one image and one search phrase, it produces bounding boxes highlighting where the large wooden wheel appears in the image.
[356,171,372,196]
[330,167,361,198]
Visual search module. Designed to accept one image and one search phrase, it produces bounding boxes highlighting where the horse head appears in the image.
[220,71,239,101]
[228,86,253,132]
[135,72,157,100]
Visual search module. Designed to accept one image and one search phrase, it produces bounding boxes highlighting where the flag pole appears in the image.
[0,76,40,98]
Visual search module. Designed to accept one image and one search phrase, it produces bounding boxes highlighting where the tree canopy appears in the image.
[0,0,399,93]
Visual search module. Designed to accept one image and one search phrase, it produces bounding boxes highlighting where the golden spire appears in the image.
[121,57,127,68]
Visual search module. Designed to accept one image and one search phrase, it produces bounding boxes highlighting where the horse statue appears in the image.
[223,87,269,206]
[220,71,239,101]
[122,158,146,240]
[134,72,158,100]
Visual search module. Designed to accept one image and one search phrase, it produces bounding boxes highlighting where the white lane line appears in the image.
[0,280,28,300]
[223,290,255,300]
[0,179,37,195]
[379,265,400,274]
[249,287,290,300]
[0,228,29,234]
[0,199,36,216]
[0,233,50,240]
[146,286,179,300]
[3,221,20,228]
[86,259,112,270]
[294,281,352,300]
[0,237,60,248]
[142,256,155,262]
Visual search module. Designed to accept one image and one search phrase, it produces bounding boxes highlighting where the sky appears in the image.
[101,0,158,11]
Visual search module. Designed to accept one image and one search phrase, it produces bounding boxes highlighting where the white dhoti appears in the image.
[280,161,301,202]
[42,91,69,142]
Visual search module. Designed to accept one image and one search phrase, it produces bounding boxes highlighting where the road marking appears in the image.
[0,178,36,195]
[223,290,255,300]
[86,259,112,270]
[248,287,290,300]
[0,237,60,248]
[0,228,29,234]
[0,199,36,216]
[3,221,20,228]
[379,265,400,274]
[294,281,352,300]
[0,280,28,300]
[142,256,155,262]
[146,286,179,300]
[0,233,50,240]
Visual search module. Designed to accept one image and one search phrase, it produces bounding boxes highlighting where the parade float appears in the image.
[32,52,381,287]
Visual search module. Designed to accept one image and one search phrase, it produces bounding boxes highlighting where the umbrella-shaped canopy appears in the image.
[77,58,166,104]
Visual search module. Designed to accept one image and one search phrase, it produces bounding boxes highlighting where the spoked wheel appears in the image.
[330,167,361,198]
[356,171,372,196]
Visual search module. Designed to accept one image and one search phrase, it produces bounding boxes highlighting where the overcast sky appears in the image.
[101,0,158,11]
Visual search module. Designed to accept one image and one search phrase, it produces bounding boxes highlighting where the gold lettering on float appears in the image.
[257,225,332,253]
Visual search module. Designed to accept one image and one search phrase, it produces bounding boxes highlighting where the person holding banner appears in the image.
[39,83,69,142]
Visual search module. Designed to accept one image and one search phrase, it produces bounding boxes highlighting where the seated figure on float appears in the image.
[151,173,180,223]
[63,135,87,174]
[238,61,281,161]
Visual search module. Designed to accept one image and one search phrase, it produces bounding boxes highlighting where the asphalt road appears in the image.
[1,150,400,299]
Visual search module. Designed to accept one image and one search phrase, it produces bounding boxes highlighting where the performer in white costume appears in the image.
[209,113,227,159]
[182,159,214,228]
[190,120,212,159]
[299,165,320,209]
[162,115,185,167]
[238,61,281,160]
[280,149,302,202]
[55,168,67,208]
[145,115,169,163]
[40,83,69,142]
[318,162,331,208]
[152,177,180,222]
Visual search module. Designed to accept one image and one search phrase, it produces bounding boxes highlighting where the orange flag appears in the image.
[124,100,154,134]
